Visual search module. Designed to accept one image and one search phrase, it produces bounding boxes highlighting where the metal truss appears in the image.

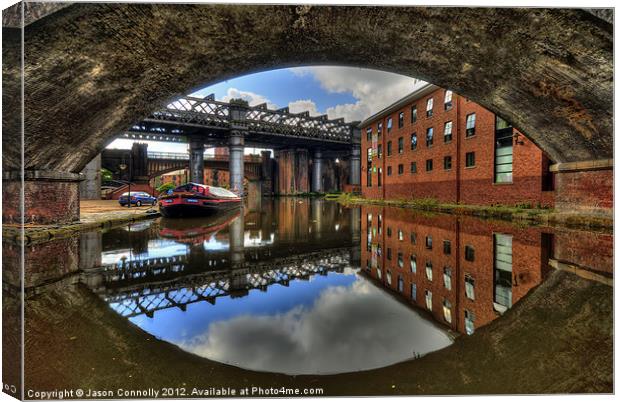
[98,248,354,318]
[131,94,358,144]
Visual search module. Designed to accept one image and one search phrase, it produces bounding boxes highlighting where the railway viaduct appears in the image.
[2,4,613,224]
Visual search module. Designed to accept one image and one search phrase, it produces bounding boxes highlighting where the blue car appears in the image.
[118,191,157,207]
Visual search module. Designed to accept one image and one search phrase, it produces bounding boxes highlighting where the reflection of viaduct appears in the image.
[84,248,353,319]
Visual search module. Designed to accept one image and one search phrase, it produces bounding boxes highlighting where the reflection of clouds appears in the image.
[101,240,188,265]
[179,278,452,375]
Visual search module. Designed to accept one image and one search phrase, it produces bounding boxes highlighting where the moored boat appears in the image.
[158,182,242,218]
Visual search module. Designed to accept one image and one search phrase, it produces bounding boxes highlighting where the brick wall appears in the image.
[360,205,548,335]
[554,169,613,212]
[3,180,80,224]
[361,88,554,207]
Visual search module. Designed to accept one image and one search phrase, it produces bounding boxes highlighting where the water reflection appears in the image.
[361,206,554,335]
[10,198,613,380]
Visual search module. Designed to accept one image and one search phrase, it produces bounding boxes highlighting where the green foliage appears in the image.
[156,182,176,193]
[228,98,249,107]
[101,168,113,181]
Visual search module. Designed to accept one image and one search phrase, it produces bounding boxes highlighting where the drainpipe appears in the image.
[455,94,462,204]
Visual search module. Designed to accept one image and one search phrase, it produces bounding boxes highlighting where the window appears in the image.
[398,229,404,241]
[465,245,475,261]
[411,283,417,301]
[366,166,372,187]
[426,98,434,117]
[378,168,382,186]
[495,116,513,183]
[387,247,392,260]
[410,255,417,273]
[376,267,382,280]
[387,141,393,156]
[387,166,392,176]
[444,156,452,170]
[425,261,433,281]
[398,112,404,128]
[425,236,432,249]
[443,240,451,255]
[444,90,453,110]
[410,162,417,173]
[443,267,452,290]
[465,152,476,167]
[410,232,417,244]
[398,252,404,268]
[443,121,453,142]
[425,290,433,310]
[426,159,433,172]
[466,113,476,137]
[426,127,434,146]
[398,164,404,175]
[367,147,372,162]
[397,275,404,292]
[494,233,513,312]
[366,127,372,141]
[387,270,392,286]
[465,310,475,335]
[377,144,382,159]
[443,299,452,323]
[387,117,393,133]
[411,106,417,123]
[398,137,404,153]
[411,133,418,150]
[387,227,392,237]
[465,275,475,300]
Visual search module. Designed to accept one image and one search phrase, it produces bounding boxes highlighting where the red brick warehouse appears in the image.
[360,84,555,207]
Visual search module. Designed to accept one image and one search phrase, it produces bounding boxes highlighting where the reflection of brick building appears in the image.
[360,205,552,335]
[360,84,554,207]
[152,168,231,189]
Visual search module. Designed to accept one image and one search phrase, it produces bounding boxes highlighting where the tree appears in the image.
[156,182,176,193]
[101,168,113,181]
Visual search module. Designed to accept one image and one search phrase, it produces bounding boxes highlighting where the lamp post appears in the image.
[119,161,130,208]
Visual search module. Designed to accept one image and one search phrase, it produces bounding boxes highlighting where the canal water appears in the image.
[5,198,613,391]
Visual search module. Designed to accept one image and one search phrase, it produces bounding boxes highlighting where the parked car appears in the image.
[118,191,157,207]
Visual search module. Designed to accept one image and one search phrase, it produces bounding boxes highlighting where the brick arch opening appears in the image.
[3,4,612,223]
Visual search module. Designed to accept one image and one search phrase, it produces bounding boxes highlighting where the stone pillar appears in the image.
[350,147,361,187]
[3,170,81,224]
[260,150,273,195]
[312,150,323,193]
[189,139,205,184]
[229,133,245,196]
[79,154,101,200]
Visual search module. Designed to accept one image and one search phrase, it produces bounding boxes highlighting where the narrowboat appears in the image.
[158,182,242,218]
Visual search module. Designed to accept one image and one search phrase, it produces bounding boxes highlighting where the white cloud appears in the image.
[220,88,278,109]
[288,99,321,116]
[291,66,426,122]
[177,277,452,375]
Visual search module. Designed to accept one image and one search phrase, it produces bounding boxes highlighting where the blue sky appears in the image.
[106,66,424,152]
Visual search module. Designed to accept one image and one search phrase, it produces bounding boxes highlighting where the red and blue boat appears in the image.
[158,182,242,218]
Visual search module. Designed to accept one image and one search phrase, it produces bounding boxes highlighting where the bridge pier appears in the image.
[311,150,323,193]
[3,170,81,224]
[79,155,101,200]
[229,133,245,196]
[189,139,205,184]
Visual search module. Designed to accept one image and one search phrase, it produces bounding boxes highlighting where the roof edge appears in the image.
[358,83,440,128]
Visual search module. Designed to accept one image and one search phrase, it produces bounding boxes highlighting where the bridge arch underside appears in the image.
[2,4,612,223]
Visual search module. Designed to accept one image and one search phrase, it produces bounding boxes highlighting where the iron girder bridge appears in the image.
[86,248,355,318]
[118,94,361,150]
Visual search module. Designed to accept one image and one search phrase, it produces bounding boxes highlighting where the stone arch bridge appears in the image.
[2,4,612,224]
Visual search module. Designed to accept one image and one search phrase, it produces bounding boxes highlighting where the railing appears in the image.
[134,95,359,144]
[147,151,262,163]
